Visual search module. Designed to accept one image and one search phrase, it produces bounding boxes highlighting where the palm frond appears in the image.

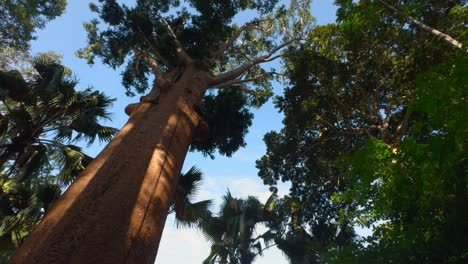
[203,244,231,264]
[53,126,73,142]
[200,216,225,244]
[13,145,47,182]
[56,146,87,185]
[35,183,61,211]
[0,70,31,102]
[178,165,203,199]
[0,55,116,255]
[71,119,117,145]
[175,199,213,228]
[96,125,117,142]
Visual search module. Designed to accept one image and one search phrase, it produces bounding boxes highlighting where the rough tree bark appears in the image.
[10,65,210,264]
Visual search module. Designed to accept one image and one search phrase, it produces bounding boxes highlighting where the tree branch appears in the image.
[135,48,163,78]
[376,96,394,142]
[330,92,375,139]
[377,0,465,51]
[211,73,267,89]
[394,109,411,146]
[209,22,255,64]
[162,18,192,63]
[251,243,278,258]
[208,18,276,66]
[209,38,300,86]
[137,32,171,68]
[209,86,257,95]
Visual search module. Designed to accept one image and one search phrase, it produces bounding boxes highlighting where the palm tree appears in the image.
[0,54,117,259]
[0,54,117,183]
[169,166,212,227]
[269,196,355,264]
[201,191,276,264]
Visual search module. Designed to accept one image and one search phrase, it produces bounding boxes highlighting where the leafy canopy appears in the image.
[257,0,466,262]
[331,54,467,263]
[79,0,313,157]
[79,0,283,94]
[0,0,66,52]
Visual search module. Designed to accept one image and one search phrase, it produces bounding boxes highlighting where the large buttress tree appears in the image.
[12,0,312,263]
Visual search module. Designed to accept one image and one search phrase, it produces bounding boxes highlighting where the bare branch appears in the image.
[209,85,257,95]
[210,22,255,63]
[251,244,278,258]
[263,54,281,62]
[161,18,192,63]
[208,18,276,65]
[377,0,465,51]
[211,73,268,89]
[382,101,393,129]
[209,38,300,86]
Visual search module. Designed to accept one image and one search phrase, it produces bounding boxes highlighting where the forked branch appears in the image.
[208,18,275,65]
[213,74,268,89]
[209,38,301,86]
[209,22,255,64]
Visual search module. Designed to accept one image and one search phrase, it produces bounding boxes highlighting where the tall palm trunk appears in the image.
[11,66,209,264]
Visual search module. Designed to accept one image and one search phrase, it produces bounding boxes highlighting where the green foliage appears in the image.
[0,178,61,260]
[78,0,280,94]
[191,88,253,158]
[332,54,467,263]
[0,0,66,52]
[257,0,466,262]
[0,55,117,258]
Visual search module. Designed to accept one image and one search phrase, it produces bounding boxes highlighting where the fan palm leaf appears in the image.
[170,166,213,228]
[0,54,116,254]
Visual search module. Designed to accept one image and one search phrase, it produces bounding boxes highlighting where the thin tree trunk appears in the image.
[11,66,209,264]
[377,0,465,50]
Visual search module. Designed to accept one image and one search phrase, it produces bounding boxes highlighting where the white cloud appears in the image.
[156,216,211,263]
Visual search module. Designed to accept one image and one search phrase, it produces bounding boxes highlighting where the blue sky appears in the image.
[31,1,337,263]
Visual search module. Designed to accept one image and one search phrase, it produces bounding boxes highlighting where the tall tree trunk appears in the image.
[377,0,465,51]
[11,66,209,264]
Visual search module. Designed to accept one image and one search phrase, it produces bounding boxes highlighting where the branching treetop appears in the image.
[78,0,314,102]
